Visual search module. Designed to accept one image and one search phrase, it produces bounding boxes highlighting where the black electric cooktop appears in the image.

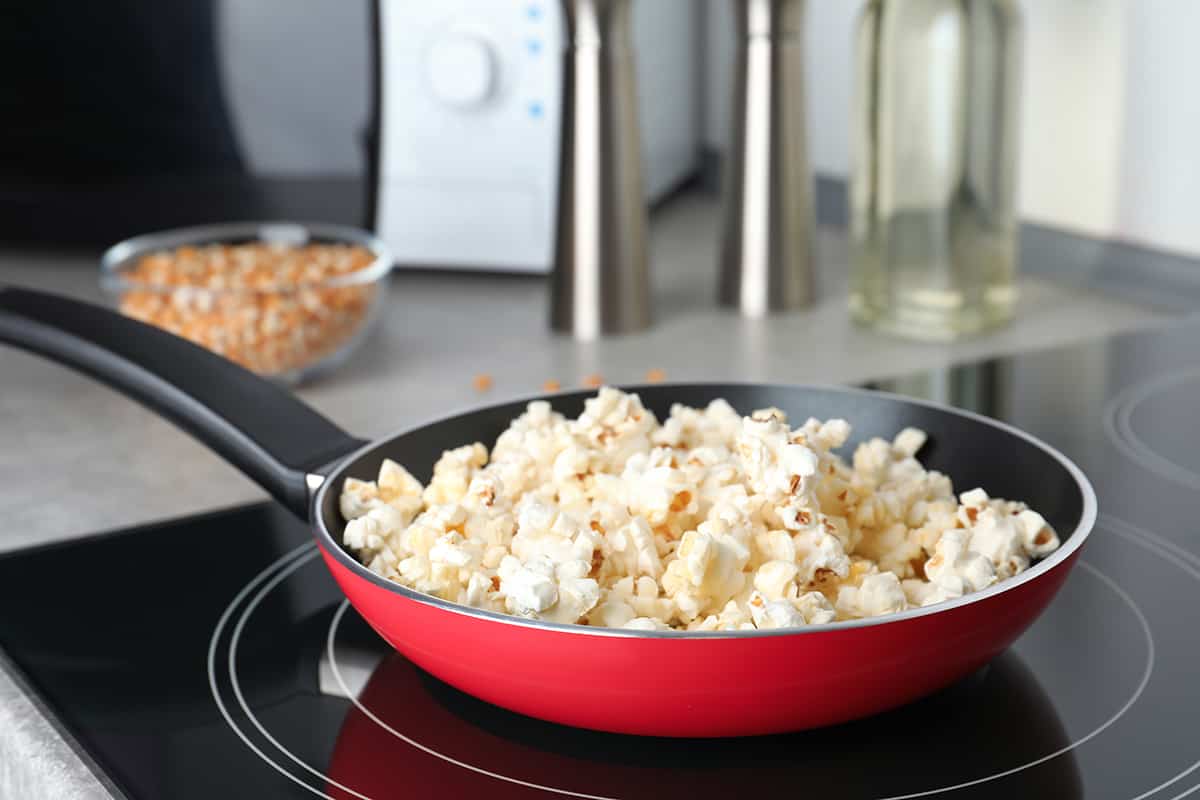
[4,320,1200,800]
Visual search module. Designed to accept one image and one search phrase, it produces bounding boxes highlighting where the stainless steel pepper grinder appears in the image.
[719,0,815,317]
[551,0,651,340]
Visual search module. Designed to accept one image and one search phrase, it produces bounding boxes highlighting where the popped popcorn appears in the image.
[339,388,1059,631]
[836,572,909,619]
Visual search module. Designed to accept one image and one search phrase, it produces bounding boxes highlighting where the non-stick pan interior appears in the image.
[320,384,1087,553]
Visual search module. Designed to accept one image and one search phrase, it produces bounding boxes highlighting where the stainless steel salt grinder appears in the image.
[551,0,651,340]
[719,0,815,317]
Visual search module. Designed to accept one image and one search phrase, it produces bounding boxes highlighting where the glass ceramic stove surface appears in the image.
[3,319,1200,800]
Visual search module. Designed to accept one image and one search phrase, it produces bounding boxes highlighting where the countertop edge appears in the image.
[0,648,118,800]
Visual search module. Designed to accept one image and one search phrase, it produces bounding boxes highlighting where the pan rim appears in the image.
[311,381,1098,640]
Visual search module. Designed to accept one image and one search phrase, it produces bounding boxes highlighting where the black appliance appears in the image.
[0,1,377,244]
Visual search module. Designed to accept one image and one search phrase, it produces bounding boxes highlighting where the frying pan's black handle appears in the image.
[0,287,367,518]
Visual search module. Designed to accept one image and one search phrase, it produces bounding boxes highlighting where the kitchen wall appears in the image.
[705,0,1200,258]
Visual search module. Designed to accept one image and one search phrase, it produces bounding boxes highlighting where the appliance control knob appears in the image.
[426,33,496,109]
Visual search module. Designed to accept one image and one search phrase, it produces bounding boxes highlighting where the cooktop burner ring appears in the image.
[206,516,1185,800]
[1105,368,1200,492]
[207,543,328,798]
[1101,513,1200,800]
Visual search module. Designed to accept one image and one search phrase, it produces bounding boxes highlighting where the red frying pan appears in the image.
[0,287,1095,737]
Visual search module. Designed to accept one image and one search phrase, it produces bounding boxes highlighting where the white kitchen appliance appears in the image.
[373,0,699,272]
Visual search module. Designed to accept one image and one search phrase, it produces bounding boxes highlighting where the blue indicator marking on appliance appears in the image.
[527,5,542,21]
[529,101,544,119]
[527,39,542,55]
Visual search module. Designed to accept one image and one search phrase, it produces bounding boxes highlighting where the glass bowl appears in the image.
[100,222,392,384]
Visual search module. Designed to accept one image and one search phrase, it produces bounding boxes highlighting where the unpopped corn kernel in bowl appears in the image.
[338,388,1059,631]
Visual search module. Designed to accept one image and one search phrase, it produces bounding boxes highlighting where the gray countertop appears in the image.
[0,188,1184,797]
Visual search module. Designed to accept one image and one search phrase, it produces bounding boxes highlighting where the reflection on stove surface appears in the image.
[322,607,1081,800]
[870,360,1013,421]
